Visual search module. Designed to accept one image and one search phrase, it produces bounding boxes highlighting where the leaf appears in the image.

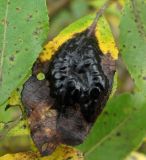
[23,12,118,155]
[0,143,83,160]
[0,147,83,160]
[0,120,36,156]
[0,119,83,159]
[0,0,49,105]
[39,14,118,62]
[0,117,83,160]
[119,0,146,95]
[0,152,39,160]
[77,93,146,160]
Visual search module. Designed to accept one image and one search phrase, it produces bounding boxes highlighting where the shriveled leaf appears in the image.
[119,0,146,95]
[0,118,83,159]
[0,0,49,105]
[78,93,146,160]
[20,12,118,155]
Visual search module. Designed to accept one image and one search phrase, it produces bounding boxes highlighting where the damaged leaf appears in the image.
[22,13,118,156]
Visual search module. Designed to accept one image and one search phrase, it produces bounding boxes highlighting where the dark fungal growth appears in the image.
[22,12,116,156]
[47,30,110,122]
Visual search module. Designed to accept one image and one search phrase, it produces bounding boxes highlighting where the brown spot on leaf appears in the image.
[116,132,121,137]
[33,27,43,36]
[104,111,109,116]
[16,7,21,11]
[26,14,33,22]
[122,44,126,48]
[16,50,19,53]
[1,19,9,26]
[18,38,23,43]
[23,124,26,129]
[9,55,15,61]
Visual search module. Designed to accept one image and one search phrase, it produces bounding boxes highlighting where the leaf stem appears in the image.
[88,0,116,36]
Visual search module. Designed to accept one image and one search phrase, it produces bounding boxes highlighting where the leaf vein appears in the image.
[85,114,131,157]
[0,0,10,83]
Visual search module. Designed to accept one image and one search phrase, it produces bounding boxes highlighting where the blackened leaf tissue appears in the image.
[21,16,116,156]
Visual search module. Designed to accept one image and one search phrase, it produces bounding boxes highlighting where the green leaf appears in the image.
[70,0,89,18]
[78,93,146,160]
[0,0,49,105]
[119,0,146,95]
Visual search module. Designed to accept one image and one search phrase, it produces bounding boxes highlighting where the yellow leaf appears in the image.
[0,152,39,160]
[0,145,83,160]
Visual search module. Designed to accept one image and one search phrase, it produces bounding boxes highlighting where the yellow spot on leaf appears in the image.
[37,72,45,80]
[8,90,20,106]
